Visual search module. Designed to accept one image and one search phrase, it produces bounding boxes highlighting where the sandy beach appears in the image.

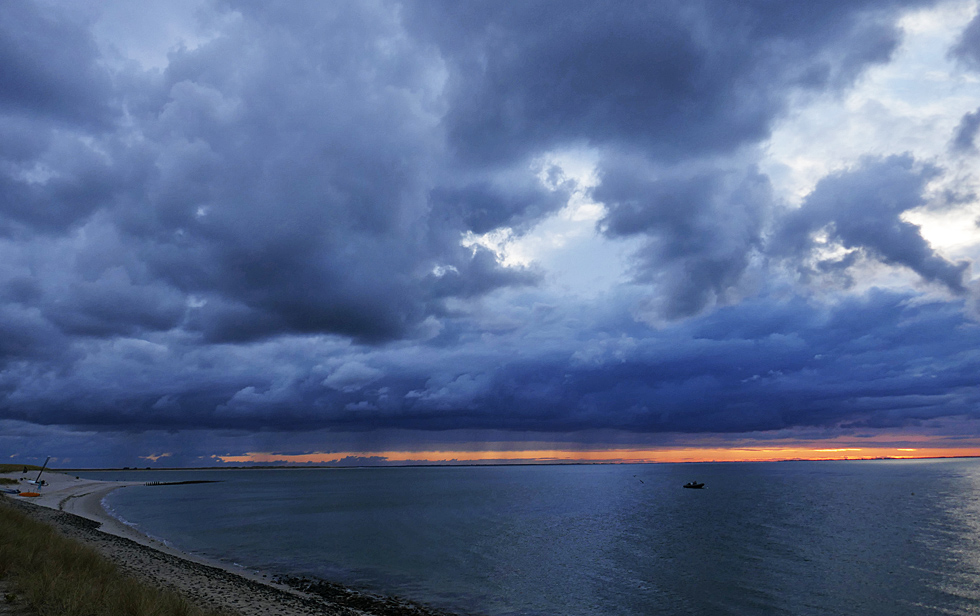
[3,471,146,541]
[1,471,454,616]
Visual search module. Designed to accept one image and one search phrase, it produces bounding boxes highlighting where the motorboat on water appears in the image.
[683,481,705,489]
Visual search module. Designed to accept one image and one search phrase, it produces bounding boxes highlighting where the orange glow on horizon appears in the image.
[211,443,980,466]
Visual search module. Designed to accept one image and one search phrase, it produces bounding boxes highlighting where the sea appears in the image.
[77,459,980,616]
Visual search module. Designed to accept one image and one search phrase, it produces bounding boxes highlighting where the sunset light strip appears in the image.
[210,445,980,466]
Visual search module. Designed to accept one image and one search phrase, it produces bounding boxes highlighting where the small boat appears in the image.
[1,488,19,494]
[683,481,705,489]
[18,492,41,497]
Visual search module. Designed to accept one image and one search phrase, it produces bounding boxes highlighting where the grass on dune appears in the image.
[0,464,43,473]
[0,500,232,616]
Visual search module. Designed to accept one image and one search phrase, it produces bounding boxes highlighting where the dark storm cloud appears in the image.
[4,0,978,463]
[0,306,65,362]
[378,291,980,434]
[0,0,545,345]
[772,155,969,293]
[0,3,115,126]
[401,0,929,319]
[595,158,771,318]
[5,288,978,439]
[950,10,980,70]
[0,0,936,346]
[428,176,572,236]
[124,17,450,342]
[951,107,980,153]
[42,271,185,337]
[404,0,922,164]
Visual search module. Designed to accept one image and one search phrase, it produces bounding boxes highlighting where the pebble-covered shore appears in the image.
[3,497,462,616]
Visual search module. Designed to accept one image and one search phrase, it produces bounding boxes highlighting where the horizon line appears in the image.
[50,452,980,471]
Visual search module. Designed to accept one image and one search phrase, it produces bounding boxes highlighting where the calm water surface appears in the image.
[80,459,980,615]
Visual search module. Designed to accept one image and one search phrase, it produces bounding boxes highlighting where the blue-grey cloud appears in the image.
[772,155,968,293]
[952,107,980,153]
[404,0,922,164]
[950,10,980,71]
[0,1,547,345]
[3,0,979,466]
[3,288,978,440]
[399,0,930,320]
[595,157,771,318]
[0,3,115,126]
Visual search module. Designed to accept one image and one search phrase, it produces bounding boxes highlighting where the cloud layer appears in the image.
[1,0,979,465]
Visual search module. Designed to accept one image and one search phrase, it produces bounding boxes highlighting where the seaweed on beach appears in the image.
[144,480,222,486]
[2,493,486,616]
[276,575,466,616]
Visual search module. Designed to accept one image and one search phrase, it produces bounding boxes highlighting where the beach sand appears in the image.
[1,472,456,616]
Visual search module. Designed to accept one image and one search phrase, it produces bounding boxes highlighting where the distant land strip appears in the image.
[144,480,222,486]
[52,453,980,472]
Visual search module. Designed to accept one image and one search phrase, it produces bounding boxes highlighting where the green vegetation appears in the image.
[0,500,231,616]
[0,464,43,473]
[0,478,18,485]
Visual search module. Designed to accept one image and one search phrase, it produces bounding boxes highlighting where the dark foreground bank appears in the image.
[0,497,463,616]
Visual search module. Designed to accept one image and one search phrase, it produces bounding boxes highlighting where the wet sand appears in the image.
[1,472,457,616]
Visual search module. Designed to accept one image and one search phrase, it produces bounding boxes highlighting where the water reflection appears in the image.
[85,459,980,616]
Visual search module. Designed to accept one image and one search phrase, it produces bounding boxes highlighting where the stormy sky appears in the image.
[3,0,980,467]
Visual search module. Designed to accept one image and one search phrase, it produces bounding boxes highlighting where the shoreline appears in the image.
[59,477,300,591]
[1,471,461,616]
[3,470,283,587]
